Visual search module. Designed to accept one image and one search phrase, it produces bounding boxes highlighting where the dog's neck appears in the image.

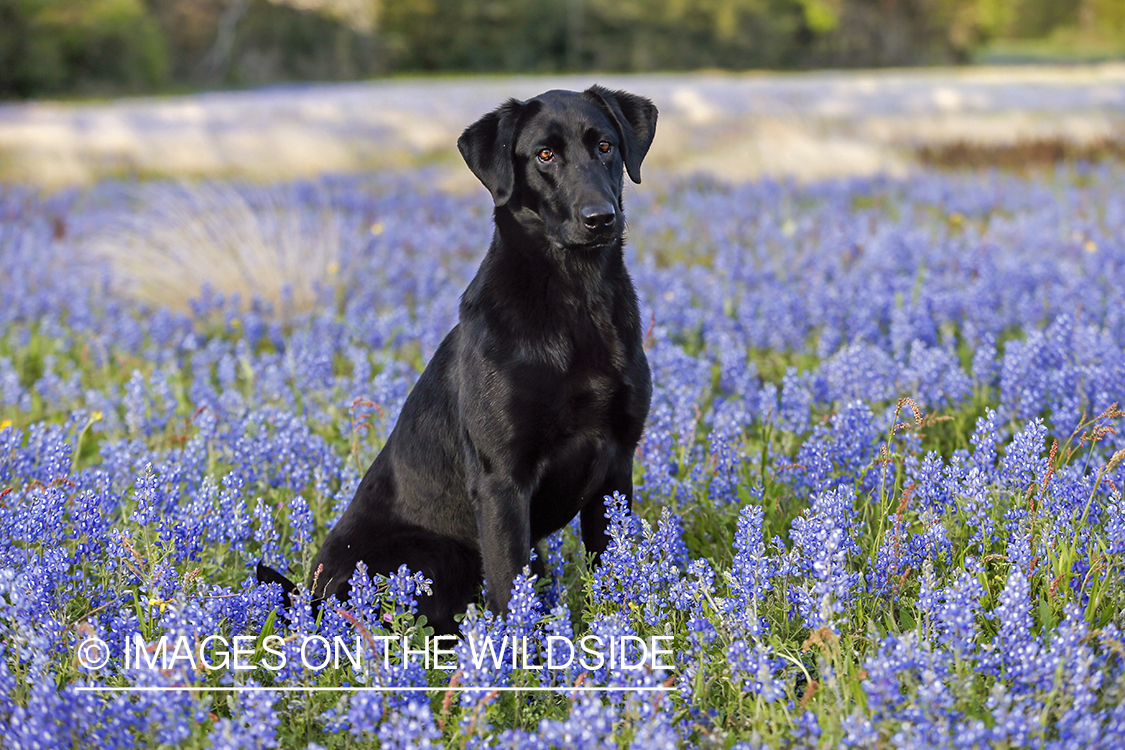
[461,208,627,327]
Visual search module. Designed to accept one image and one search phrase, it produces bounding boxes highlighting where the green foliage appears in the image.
[5,0,1124,100]
[223,0,382,85]
[0,0,168,98]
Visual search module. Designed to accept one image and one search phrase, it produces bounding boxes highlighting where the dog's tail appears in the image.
[256,561,298,594]
[256,561,319,626]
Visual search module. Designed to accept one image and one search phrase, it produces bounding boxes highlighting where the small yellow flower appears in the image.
[150,597,167,613]
[1084,240,1098,253]
[0,420,11,430]
[371,222,385,236]
[326,261,340,275]
[90,412,103,423]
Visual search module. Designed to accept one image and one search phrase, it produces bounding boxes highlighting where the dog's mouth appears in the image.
[558,224,621,252]
[558,236,618,252]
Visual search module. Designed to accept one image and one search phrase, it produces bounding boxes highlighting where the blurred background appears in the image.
[0,0,1123,186]
[2,0,1124,96]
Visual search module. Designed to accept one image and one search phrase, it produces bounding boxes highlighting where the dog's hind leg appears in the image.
[394,530,484,635]
[312,522,484,636]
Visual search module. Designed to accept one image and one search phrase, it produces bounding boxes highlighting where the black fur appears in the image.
[258,86,657,635]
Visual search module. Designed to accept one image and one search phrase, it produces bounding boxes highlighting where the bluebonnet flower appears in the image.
[793,400,880,496]
[5,421,73,485]
[387,564,433,617]
[992,565,1037,683]
[907,450,955,516]
[985,683,1041,746]
[792,710,821,745]
[123,369,148,436]
[670,557,716,617]
[860,632,951,728]
[1106,491,1125,555]
[34,354,83,408]
[999,315,1124,441]
[540,599,577,685]
[822,344,898,405]
[210,472,253,550]
[501,566,540,647]
[933,569,985,659]
[715,329,759,397]
[839,710,879,748]
[728,640,784,702]
[638,401,685,504]
[706,426,742,506]
[252,497,282,567]
[1001,419,1049,490]
[541,530,567,608]
[208,687,281,749]
[627,698,682,750]
[902,340,973,411]
[591,494,690,626]
[321,690,383,740]
[788,485,861,631]
[0,356,24,407]
[537,694,617,750]
[722,503,773,638]
[971,333,999,389]
[377,699,441,750]
[967,408,1001,484]
[454,603,510,702]
[777,368,814,434]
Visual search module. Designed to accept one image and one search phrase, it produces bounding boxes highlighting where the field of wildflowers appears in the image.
[2,159,1125,748]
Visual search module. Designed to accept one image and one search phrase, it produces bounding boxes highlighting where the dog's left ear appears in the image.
[584,86,658,184]
[458,98,525,206]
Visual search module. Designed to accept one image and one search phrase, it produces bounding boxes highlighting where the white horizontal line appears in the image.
[74,685,674,693]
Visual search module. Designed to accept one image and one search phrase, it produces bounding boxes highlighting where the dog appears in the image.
[258,86,656,635]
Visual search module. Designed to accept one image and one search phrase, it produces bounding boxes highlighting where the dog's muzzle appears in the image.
[580,203,617,232]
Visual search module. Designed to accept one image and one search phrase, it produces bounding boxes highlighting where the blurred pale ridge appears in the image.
[85,182,343,312]
[2,65,1124,187]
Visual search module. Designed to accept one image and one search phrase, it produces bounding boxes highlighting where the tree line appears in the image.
[1,0,1122,99]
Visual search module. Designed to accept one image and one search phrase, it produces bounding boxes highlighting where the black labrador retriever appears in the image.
[258,86,656,635]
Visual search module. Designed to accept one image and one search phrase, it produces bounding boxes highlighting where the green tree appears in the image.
[0,0,168,98]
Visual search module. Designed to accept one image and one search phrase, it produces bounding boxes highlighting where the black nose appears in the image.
[581,203,616,231]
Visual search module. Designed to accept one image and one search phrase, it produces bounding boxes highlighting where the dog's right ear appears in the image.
[457,99,524,207]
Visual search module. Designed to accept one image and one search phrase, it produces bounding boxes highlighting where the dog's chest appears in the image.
[546,328,634,443]
[560,368,617,426]
[504,317,629,433]
[563,288,625,362]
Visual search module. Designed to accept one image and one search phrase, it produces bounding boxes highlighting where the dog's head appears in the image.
[458,86,657,250]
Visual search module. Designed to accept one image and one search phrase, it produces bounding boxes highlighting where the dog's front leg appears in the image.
[472,474,533,613]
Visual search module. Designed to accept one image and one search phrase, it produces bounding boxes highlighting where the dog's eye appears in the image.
[598,141,612,154]
[537,148,554,163]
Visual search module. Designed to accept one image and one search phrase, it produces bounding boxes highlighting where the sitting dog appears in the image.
[258,86,656,635]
